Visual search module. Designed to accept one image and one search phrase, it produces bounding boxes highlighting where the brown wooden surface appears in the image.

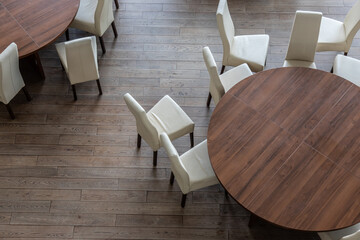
[0,0,359,238]
[0,0,79,58]
[208,67,360,232]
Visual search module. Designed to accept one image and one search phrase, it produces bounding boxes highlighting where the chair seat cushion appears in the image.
[70,0,97,35]
[283,60,316,69]
[220,63,252,92]
[228,34,270,72]
[180,140,218,193]
[333,54,360,87]
[316,17,346,52]
[147,95,194,141]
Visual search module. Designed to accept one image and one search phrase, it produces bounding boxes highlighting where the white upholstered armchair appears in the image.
[124,93,195,166]
[203,46,252,107]
[55,36,103,101]
[67,0,118,54]
[216,0,269,74]
[283,10,322,69]
[333,55,360,86]
[316,0,360,55]
[318,223,360,240]
[160,133,218,207]
[0,43,32,119]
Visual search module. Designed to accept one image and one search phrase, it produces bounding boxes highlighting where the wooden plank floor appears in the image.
[1,0,359,239]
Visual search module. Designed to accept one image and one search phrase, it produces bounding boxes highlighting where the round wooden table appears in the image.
[208,67,360,232]
[0,0,79,78]
[0,0,79,58]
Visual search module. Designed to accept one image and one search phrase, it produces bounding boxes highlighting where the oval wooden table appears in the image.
[208,67,360,232]
[0,0,79,78]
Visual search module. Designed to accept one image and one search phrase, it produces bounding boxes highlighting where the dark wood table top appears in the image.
[208,67,360,232]
[0,0,79,58]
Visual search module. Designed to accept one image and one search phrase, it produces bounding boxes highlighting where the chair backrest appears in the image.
[202,47,225,105]
[65,36,99,84]
[344,0,360,49]
[160,133,190,193]
[0,43,25,104]
[319,224,360,240]
[95,0,114,36]
[285,10,322,62]
[342,230,360,240]
[216,0,235,65]
[124,93,160,150]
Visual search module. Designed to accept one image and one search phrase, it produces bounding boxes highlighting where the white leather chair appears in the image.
[203,46,252,107]
[318,223,360,240]
[0,43,32,119]
[160,133,218,207]
[333,54,360,86]
[55,36,102,101]
[316,0,360,55]
[283,11,322,69]
[67,0,118,54]
[124,93,195,166]
[216,0,269,74]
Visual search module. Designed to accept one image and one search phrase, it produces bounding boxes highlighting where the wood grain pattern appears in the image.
[10,213,116,226]
[0,189,80,201]
[1,0,358,239]
[208,67,360,231]
[0,0,79,58]
[0,225,73,238]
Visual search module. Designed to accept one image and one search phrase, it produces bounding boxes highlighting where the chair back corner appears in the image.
[202,47,224,105]
[344,0,360,44]
[216,0,235,60]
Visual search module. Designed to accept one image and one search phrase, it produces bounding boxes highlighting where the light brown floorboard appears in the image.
[1,0,357,239]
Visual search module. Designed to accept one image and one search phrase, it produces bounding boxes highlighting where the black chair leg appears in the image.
[99,36,106,54]
[60,62,65,71]
[190,132,194,148]
[65,29,70,41]
[114,0,119,9]
[248,214,259,228]
[137,134,141,148]
[111,21,118,38]
[5,104,15,120]
[72,85,77,101]
[330,67,333,73]
[170,171,174,185]
[22,87,32,101]
[153,151,157,166]
[220,65,225,74]
[96,79,103,95]
[181,194,187,208]
[34,52,45,80]
[206,92,212,107]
